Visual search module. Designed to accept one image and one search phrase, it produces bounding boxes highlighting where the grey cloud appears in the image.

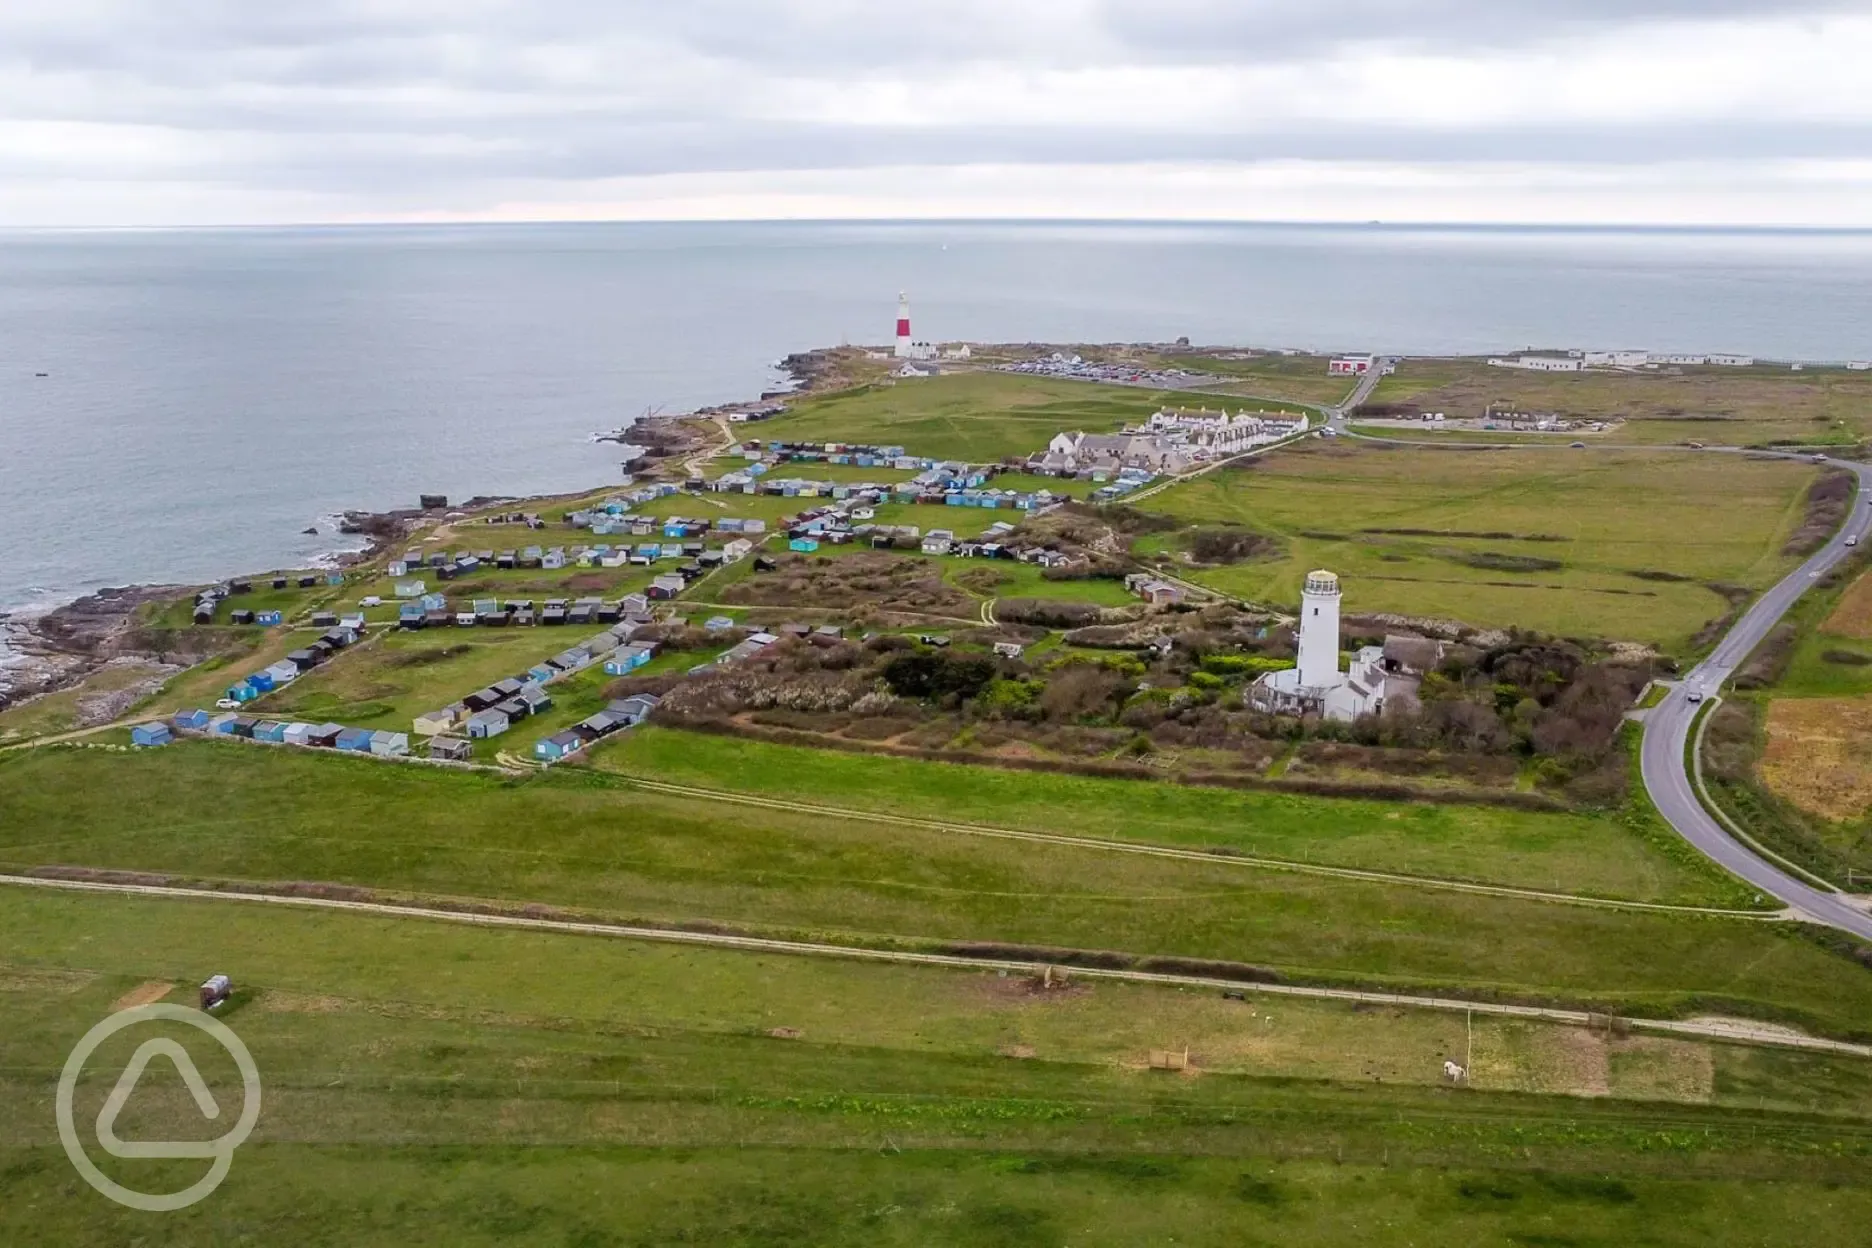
[0,1,1865,220]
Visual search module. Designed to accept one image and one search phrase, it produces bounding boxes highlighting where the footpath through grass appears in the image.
[597,727,1749,907]
[2,745,1870,1035]
[5,888,1872,1246]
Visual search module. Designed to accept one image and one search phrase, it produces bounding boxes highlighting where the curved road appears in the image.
[1324,358,1872,937]
[1640,461,1872,938]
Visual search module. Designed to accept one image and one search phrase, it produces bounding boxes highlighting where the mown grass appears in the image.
[4,888,1872,1245]
[1133,442,1811,649]
[755,372,1261,462]
[597,727,1746,906]
[1,745,1866,1033]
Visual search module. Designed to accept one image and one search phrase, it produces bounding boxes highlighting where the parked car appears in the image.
[215,698,240,710]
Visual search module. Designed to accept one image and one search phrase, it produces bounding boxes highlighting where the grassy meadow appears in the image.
[754,371,1277,462]
[596,728,1746,906]
[7,888,1872,1245]
[1133,442,1812,648]
[4,745,1872,1033]
[1370,358,1872,447]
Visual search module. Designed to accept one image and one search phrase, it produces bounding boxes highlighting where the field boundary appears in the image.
[5,871,1863,1058]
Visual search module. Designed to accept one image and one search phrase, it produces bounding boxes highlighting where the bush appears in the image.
[1187,527,1277,564]
[882,652,997,701]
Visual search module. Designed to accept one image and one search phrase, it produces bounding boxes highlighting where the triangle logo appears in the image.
[95,1038,224,1160]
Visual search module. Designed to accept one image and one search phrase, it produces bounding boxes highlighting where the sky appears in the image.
[3,1,1872,227]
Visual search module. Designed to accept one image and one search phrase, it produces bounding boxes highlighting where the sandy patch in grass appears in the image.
[1824,572,1872,639]
[111,980,174,1010]
[1761,696,1872,820]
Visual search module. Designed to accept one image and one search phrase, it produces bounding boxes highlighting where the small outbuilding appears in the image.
[534,731,584,762]
[428,736,473,761]
[172,708,211,731]
[130,722,173,748]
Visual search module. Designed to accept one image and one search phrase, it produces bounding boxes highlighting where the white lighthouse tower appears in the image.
[1295,569,1342,688]
[894,292,914,358]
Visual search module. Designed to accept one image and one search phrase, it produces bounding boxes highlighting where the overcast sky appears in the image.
[4,1,1872,227]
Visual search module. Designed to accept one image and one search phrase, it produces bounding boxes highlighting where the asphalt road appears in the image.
[1326,362,1872,938]
[1639,459,1872,939]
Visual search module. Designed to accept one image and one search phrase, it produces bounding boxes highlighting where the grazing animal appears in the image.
[1443,1060,1467,1083]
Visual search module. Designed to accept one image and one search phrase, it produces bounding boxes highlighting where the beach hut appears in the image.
[466,709,510,739]
[283,722,315,747]
[264,661,300,686]
[394,579,426,598]
[413,707,461,737]
[229,716,257,738]
[130,722,172,748]
[527,664,556,685]
[209,712,239,735]
[428,736,473,761]
[518,684,553,715]
[369,731,410,757]
[259,720,292,743]
[534,731,583,762]
[788,537,819,553]
[308,723,345,748]
[335,727,375,752]
[256,610,283,626]
[172,708,211,731]
[226,681,260,704]
[611,694,661,726]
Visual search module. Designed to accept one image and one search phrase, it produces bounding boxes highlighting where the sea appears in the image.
[5,219,1872,681]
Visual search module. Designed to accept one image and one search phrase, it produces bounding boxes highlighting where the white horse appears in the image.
[1443,1060,1467,1083]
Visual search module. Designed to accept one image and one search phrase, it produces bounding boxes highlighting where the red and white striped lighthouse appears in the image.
[894,291,913,358]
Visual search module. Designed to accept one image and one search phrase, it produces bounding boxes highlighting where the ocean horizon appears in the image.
[4,217,1871,664]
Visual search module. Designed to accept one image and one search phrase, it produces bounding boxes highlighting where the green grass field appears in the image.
[1371,358,1872,447]
[5,887,1872,1245]
[5,744,1869,1033]
[594,728,1743,904]
[754,372,1280,462]
[1149,351,1355,406]
[1133,442,1811,649]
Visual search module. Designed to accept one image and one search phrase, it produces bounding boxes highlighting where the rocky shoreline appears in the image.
[0,347,853,714]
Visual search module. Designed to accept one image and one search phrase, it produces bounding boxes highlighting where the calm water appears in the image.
[4,220,1872,642]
